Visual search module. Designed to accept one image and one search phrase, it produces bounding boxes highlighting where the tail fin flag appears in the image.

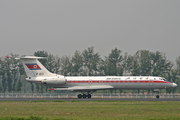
[26,63,41,70]
[16,56,55,77]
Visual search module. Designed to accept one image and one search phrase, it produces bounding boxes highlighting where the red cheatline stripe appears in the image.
[153,81,171,83]
[49,88,54,90]
[65,80,172,84]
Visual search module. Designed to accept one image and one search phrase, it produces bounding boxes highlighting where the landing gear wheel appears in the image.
[78,94,82,98]
[156,95,159,99]
[83,94,86,98]
[87,94,91,98]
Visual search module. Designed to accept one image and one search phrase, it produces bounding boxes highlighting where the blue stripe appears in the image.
[25,63,37,65]
[29,68,41,70]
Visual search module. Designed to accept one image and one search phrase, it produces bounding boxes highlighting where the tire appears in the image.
[83,94,86,98]
[78,94,82,98]
[156,95,159,99]
[87,94,91,98]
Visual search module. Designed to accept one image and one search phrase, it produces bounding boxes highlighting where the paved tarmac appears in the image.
[0,98,179,101]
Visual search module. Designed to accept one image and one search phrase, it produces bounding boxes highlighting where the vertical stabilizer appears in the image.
[16,56,55,77]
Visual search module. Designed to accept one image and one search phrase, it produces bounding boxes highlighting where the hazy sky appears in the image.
[0,0,180,61]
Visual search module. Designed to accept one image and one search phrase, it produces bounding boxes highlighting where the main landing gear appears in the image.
[77,91,95,99]
[78,94,91,98]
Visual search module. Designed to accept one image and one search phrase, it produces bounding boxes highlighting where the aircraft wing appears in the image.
[49,85,114,91]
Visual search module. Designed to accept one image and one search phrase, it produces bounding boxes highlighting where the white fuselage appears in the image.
[27,76,176,90]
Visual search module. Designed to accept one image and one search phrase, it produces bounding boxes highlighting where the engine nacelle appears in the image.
[42,77,66,85]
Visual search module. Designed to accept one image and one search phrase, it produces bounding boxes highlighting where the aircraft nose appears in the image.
[172,83,177,87]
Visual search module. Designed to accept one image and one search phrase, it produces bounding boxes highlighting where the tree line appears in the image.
[0,46,180,93]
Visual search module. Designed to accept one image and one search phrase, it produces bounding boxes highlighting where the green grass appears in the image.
[0,101,180,120]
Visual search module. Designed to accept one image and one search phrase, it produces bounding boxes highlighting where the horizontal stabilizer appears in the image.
[15,56,46,60]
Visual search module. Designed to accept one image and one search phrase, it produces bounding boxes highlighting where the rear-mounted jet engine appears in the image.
[42,77,66,85]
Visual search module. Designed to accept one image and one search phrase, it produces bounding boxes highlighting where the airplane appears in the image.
[16,56,177,99]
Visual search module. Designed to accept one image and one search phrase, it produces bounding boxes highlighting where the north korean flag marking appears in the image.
[26,63,41,70]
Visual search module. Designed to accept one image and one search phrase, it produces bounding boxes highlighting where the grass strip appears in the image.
[0,101,179,120]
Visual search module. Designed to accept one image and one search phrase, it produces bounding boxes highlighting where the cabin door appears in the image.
[149,80,153,86]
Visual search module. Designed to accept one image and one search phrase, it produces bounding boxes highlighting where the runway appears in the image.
[0,98,179,101]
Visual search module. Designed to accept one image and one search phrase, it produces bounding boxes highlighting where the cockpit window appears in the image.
[162,78,172,83]
[162,78,166,81]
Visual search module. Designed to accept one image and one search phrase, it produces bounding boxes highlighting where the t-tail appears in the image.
[16,56,66,85]
[16,56,56,78]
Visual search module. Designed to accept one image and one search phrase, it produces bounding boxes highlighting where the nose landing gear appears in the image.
[156,95,159,99]
[154,89,160,99]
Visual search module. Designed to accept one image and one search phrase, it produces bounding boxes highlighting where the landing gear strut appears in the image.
[154,89,160,99]
[156,91,160,99]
